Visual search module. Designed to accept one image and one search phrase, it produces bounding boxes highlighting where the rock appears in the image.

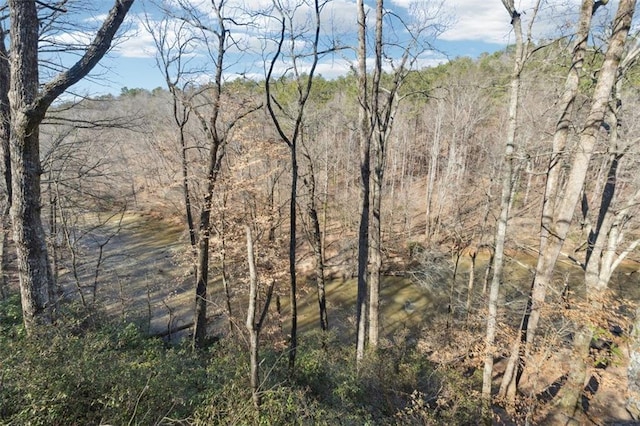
[403,299,415,314]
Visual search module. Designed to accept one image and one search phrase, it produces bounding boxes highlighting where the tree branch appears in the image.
[35,1,67,14]
[31,0,135,118]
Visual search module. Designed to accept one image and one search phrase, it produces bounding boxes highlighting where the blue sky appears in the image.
[58,0,586,97]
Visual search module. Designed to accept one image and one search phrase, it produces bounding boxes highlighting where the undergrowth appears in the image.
[0,294,483,425]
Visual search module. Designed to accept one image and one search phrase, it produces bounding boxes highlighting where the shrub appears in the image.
[0,297,207,425]
[0,295,484,425]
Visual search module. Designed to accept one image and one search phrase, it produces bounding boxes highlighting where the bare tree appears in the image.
[245,224,275,409]
[481,0,541,407]
[355,0,447,360]
[40,116,131,308]
[147,1,261,349]
[499,0,637,406]
[146,16,198,251]
[550,32,640,421]
[263,0,324,372]
[5,0,134,331]
[300,138,329,332]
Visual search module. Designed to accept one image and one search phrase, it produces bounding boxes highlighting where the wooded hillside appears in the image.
[2,0,640,424]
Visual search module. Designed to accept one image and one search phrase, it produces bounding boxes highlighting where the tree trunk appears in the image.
[176,99,197,250]
[368,130,382,352]
[303,159,328,331]
[47,168,59,305]
[245,225,275,409]
[482,248,493,295]
[368,179,381,348]
[9,1,53,329]
[193,215,210,348]
[367,0,385,351]
[499,335,522,401]
[466,249,476,314]
[7,0,134,332]
[0,27,11,300]
[548,325,592,423]
[482,0,526,404]
[425,111,441,241]
[355,0,370,365]
[288,146,298,371]
[220,207,234,334]
[246,225,261,409]
[499,0,636,397]
[192,130,223,349]
[311,206,328,332]
[628,307,640,420]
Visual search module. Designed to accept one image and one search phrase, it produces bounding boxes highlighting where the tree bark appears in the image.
[482,0,529,406]
[368,0,384,350]
[245,224,275,409]
[0,25,10,206]
[500,0,635,399]
[287,146,299,371]
[499,0,592,397]
[0,23,11,300]
[192,106,225,350]
[245,225,261,409]
[466,249,476,313]
[8,0,134,332]
[355,0,370,365]
[9,0,53,329]
[556,36,640,417]
[628,307,640,420]
[302,158,328,331]
[310,195,328,332]
[425,111,441,241]
[549,325,592,423]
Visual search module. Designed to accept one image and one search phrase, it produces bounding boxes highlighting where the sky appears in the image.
[55,0,590,97]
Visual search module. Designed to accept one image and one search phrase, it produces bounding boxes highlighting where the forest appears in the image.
[1,0,640,424]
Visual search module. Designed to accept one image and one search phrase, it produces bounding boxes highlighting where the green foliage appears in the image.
[591,326,624,369]
[0,293,25,339]
[0,297,207,425]
[120,87,150,97]
[292,330,483,424]
[0,295,483,424]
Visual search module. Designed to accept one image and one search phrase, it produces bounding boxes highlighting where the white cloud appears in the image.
[84,13,110,24]
[390,0,582,45]
[116,13,209,59]
[320,0,359,35]
[110,0,610,90]
[440,1,513,43]
[115,26,157,58]
[311,58,353,78]
[411,51,447,69]
[224,56,353,81]
[46,30,94,47]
